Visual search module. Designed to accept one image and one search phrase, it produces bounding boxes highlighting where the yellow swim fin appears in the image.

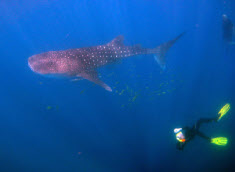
[217,103,230,121]
[211,137,228,146]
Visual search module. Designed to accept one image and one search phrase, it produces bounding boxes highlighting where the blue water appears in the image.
[0,0,235,171]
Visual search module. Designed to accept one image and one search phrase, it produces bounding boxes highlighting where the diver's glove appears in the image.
[217,103,230,121]
[211,137,228,146]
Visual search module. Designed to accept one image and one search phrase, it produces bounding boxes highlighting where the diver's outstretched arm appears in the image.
[194,118,217,130]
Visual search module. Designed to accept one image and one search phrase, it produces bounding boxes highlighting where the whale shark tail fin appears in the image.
[153,32,185,70]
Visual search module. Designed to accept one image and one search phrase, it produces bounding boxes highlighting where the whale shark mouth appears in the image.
[28,60,35,72]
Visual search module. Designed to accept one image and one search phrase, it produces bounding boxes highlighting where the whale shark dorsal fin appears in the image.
[77,70,112,92]
[107,35,124,47]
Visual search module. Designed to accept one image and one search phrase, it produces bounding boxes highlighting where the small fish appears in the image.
[47,106,52,110]
[80,90,85,94]
[119,89,125,95]
[132,94,138,102]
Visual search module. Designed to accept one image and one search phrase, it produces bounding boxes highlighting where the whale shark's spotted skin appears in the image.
[28,34,184,91]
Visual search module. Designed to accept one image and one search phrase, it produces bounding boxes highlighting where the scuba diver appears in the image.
[174,103,230,151]
[222,14,234,44]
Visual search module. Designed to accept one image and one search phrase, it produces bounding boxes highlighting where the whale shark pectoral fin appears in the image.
[78,70,112,92]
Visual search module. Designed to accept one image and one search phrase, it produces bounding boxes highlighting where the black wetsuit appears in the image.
[222,16,234,43]
[176,118,217,150]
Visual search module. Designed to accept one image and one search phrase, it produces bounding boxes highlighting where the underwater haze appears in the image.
[0,0,235,171]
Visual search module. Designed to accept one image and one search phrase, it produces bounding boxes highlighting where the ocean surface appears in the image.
[0,0,235,171]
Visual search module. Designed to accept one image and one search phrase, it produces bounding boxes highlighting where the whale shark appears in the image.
[28,33,184,91]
